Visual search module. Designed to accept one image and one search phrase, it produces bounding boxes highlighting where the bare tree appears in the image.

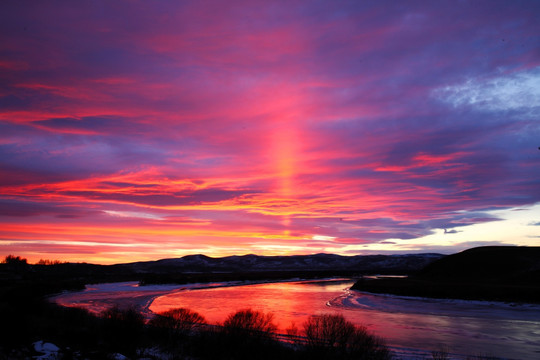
[303,313,355,349]
[302,313,391,359]
[2,255,27,265]
[150,307,206,335]
[222,308,277,339]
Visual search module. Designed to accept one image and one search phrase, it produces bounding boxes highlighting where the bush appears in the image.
[348,325,391,360]
[222,308,277,339]
[101,306,145,357]
[304,313,355,349]
[303,313,391,359]
[2,255,28,272]
[149,307,206,340]
[2,255,27,265]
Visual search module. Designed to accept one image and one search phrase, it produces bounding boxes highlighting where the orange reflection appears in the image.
[150,280,354,331]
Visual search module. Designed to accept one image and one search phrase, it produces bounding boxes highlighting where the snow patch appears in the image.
[111,353,128,360]
[33,341,59,360]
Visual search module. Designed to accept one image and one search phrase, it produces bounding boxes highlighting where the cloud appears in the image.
[1,1,540,262]
[0,199,75,217]
[103,210,163,220]
[59,188,258,207]
[443,229,460,234]
[33,116,144,135]
[434,67,540,113]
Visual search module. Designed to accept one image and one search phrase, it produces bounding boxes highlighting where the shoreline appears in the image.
[351,277,540,305]
[332,289,540,322]
[50,278,536,359]
[51,277,353,318]
[52,277,540,321]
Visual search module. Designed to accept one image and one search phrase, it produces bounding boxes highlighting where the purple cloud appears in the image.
[1,0,539,262]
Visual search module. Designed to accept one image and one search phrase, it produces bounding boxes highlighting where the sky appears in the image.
[1,1,539,264]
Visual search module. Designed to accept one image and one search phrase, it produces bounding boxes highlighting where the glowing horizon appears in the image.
[1,1,539,265]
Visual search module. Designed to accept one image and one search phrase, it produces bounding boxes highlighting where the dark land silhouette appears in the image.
[2,247,536,358]
[351,246,540,303]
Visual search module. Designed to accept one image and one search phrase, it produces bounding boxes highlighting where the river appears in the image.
[53,279,540,359]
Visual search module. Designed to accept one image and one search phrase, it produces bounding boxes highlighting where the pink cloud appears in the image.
[1,1,539,263]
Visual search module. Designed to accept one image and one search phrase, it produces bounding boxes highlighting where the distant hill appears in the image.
[417,246,540,284]
[114,253,443,274]
[1,252,444,295]
[351,246,540,303]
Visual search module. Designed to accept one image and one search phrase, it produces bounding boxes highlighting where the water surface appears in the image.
[54,279,540,359]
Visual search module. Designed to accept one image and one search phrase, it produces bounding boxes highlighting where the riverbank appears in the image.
[52,278,540,359]
[352,246,540,304]
[52,278,353,318]
[3,279,394,360]
[351,277,540,304]
[333,288,540,321]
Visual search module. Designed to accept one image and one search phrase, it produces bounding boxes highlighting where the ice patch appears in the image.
[111,353,128,360]
[331,290,540,321]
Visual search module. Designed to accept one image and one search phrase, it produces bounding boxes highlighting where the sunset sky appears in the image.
[1,1,539,264]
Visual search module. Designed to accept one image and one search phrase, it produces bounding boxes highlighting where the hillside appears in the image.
[351,246,540,303]
[0,252,443,294]
[117,253,443,274]
[417,246,540,283]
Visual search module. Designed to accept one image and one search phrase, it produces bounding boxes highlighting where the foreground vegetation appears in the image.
[1,255,390,359]
[0,253,512,359]
[1,295,391,360]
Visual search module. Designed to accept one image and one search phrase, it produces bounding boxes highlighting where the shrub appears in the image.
[149,307,206,336]
[2,255,29,272]
[213,309,284,360]
[222,308,277,339]
[303,313,355,349]
[36,259,63,265]
[302,313,391,359]
[2,255,27,265]
[101,306,145,357]
[102,306,145,325]
[348,325,391,360]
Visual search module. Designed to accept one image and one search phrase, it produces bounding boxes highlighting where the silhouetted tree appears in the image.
[101,306,145,357]
[303,313,391,359]
[222,308,277,339]
[303,313,355,350]
[2,255,27,265]
[214,309,282,359]
[149,307,205,337]
[36,259,63,265]
[2,255,29,272]
[348,324,391,359]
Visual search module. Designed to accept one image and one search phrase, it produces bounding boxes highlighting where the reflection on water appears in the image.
[52,282,184,316]
[54,279,540,359]
[333,291,540,360]
[150,279,354,331]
